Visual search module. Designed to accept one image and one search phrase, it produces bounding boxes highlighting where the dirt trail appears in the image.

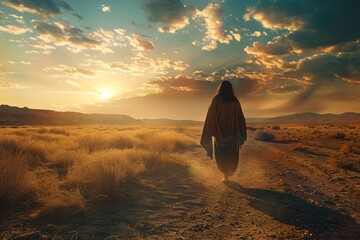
[1,139,360,239]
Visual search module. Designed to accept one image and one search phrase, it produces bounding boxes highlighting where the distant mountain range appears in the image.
[247,112,360,123]
[0,105,140,125]
[0,105,359,125]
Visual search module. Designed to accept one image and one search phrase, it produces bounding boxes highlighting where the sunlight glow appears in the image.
[99,88,115,100]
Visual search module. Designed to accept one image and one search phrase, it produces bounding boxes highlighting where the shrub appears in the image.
[247,126,257,131]
[332,132,346,139]
[149,132,196,153]
[255,130,275,142]
[28,169,85,216]
[0,149,29,201]
[78,135,108,153]
[108,134,137,149]
[66,149,148,198]
[271,125,281,130]
[0,136,46,167]
[48,128,70,136]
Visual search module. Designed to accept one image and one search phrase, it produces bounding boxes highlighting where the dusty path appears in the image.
[1,138,360,239]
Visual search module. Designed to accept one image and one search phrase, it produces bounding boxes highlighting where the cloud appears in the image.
[110,53,188,74]
[0,65,18,77]
[81,75,219,120]
[9,14,24,24]
[0,81,21,89]
[73,13,82,20]
[268,84,304,94]
[148,69,260,96]
[81,74,259,120]
[277,52,360,111]
[35,22,109,53]
[289,53,360,84]
[0,24,31,35]
[101,5,110,12]
[90,27,127,48]
[250,31,261,37]
[245,0,360,52]
[2,0,73,19]
[127,33,154,51]
[142,0,194,33]
[44,64,96,79]
[245,37,295,56]
[194,3,240,51]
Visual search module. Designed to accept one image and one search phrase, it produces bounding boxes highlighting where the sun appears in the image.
[98,88,115,100]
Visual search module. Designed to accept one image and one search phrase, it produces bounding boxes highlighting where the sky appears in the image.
[0,0,359,120]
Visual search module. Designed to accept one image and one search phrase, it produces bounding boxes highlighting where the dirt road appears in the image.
[2,137,360,239]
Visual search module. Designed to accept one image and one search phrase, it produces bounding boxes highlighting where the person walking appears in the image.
[201,80,247,182]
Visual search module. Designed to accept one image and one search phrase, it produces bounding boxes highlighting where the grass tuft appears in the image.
[255,130,275,142]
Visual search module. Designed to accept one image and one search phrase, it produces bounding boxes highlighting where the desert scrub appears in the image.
[255,130,275,142]
[28,169,85,216]
[0,149,29,201]
[0,125,197,215]
[78,135,108,153]
[66,149,149,198]
[136,129,198,153]
[247,126,257,131]
[108,134,138,149]
[0,136,47,167]
[331,132,346,139]
[271,125,281,130]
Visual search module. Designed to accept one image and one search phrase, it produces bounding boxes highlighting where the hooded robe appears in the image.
[200,95,247,176]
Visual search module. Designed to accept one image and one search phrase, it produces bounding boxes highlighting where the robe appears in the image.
[200,95,247,176]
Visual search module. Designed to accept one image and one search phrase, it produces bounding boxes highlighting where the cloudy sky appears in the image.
[0,0,359,120]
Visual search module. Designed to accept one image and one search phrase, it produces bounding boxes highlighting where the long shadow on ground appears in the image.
[224,180,360,240]
[23,162,207,239]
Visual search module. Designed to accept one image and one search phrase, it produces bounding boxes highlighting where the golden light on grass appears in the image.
[0,125,198,216]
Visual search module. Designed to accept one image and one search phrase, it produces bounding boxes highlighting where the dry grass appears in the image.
[0,125,199,216]
[249,123,360,174]
[0,149,29,201]
[66,149,148,198]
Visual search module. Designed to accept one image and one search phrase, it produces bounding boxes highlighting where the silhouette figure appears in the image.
[201,81,247,181]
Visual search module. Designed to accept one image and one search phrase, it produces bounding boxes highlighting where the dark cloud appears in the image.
[147,73,259,97]
[142,0,194,33]
[245,36,294,56]
[2,0,73,19]
[36,22,65,41]
[36,22,102,50]
[127,33,155,51]
[73,13,82,20]
[288,53,360,84]
[247,0,360,54]
[279,53,360,111]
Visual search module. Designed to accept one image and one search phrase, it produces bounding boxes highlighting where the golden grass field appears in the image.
[0,123,359,239]
[0,125,199,216]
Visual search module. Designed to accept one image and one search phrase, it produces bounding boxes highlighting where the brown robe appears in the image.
[201,95,247,176]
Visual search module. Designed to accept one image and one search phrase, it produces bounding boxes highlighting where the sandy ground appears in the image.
[1,129,360,240]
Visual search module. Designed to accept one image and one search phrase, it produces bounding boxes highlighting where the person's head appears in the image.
[216,80,236,102]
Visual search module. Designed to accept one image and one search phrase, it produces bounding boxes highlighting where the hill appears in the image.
[0,105,140,125]
[247,112,360,123]
[1,105,359,125]
[140,118,202,125]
